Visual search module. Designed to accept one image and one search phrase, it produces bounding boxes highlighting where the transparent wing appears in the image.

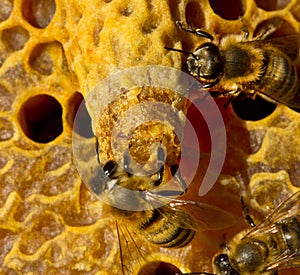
[247,191,300,237]
[115,222,158,275]
[245,191,300,271]
[146,192,236,231]
[252,34,300,61]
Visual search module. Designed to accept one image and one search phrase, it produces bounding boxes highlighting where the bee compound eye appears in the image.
[103,160,118,178]
[214,254,239,275]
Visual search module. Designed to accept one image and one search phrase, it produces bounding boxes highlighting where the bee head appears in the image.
[213,253,239,275]
[187,42,223,85]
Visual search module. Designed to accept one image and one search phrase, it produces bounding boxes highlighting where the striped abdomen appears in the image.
[251,47,300,108]
[139,207,196,248]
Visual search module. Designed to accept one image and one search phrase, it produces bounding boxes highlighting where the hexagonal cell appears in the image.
[1,26,30,51]
[208,0,245,20]
[0,0,13,22]
[29,43,55,75]
[253,17,297,37]
[22,0,56,28]
[0,84,15,112]
[0,117,14,141]
[67,92,93,138]
[29,41,70,76]
[18,94,63,143]
[254,0,291,11]
[185,2,205,28]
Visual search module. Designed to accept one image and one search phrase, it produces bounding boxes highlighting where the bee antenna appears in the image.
[176,21,214,41]
[165,46,192,55]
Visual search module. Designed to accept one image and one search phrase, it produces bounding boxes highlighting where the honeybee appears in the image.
[166,21,300,108]
[89,138,235,274]
[180,191,300,275]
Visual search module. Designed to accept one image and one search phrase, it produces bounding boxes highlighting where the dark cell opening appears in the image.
[138,261,182,275]
[232,95,277,121]
[254,0,290,11]
[18,94,63,143]
[22,0,56,28]
[2,26,30,51]
[208,0,245,20]
[0,0,13,22]
[185,2,205,28]
[67,92,93,138]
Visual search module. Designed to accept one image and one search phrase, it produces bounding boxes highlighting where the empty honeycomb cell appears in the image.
[0,0,299,274]
[0,0,13,22]
[18,94,63,143]
[28,42,69,76]
[22,0,56,28]
[0,117,14,141]
[208,0,245,20]
[231,96,277,121]
[138,261,182,275]
[67,92,93,138]
[0,84,15,112]
[254,0,291,11]
[185,2,205,28]
[1,27,30,52]
[29,43,55,75]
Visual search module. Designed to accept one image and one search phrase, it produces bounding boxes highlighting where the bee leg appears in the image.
[123,151,133,177]
[153,146,165,186]
[238,16,249,40]
[241,197,256,228]
[170,163,188,195]
[176,21,214,41]
[94,136,101,165]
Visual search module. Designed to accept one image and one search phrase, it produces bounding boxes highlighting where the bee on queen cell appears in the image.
[166,21,300,109]
[90,138,234,274]
[179,191,300,275]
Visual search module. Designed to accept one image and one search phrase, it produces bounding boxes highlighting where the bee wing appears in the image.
[263,34,300,61]
[247,191,300,237]
[116,222,159,275]
[243,191,300,272]
[146,192,236,231]
[264,252,300,272]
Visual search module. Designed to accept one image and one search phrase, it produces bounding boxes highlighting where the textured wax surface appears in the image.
[0,0,300,274]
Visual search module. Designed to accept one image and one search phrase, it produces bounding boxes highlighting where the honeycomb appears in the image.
[0,0,299,274]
